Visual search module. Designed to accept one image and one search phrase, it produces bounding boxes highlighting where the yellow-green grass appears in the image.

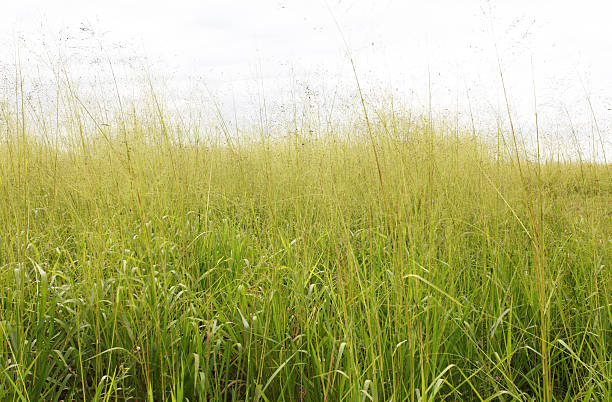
[0,86,610,401]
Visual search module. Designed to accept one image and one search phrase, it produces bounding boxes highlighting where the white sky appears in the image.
[1,0,611,159]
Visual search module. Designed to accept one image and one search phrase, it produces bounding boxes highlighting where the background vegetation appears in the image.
[0,70,610,401]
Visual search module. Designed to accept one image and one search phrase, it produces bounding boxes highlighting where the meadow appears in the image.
[0,71,610,401]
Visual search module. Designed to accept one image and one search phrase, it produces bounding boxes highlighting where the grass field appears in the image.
[0,76,610,401]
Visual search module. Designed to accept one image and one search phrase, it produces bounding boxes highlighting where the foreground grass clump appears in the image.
[0,97,610,401]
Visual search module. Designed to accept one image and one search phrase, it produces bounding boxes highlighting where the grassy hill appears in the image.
[0,85,610,400]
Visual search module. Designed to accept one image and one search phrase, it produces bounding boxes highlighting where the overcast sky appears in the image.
[1,0,611,158]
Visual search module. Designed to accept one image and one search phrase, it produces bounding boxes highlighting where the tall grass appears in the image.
[0,69,610,401]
